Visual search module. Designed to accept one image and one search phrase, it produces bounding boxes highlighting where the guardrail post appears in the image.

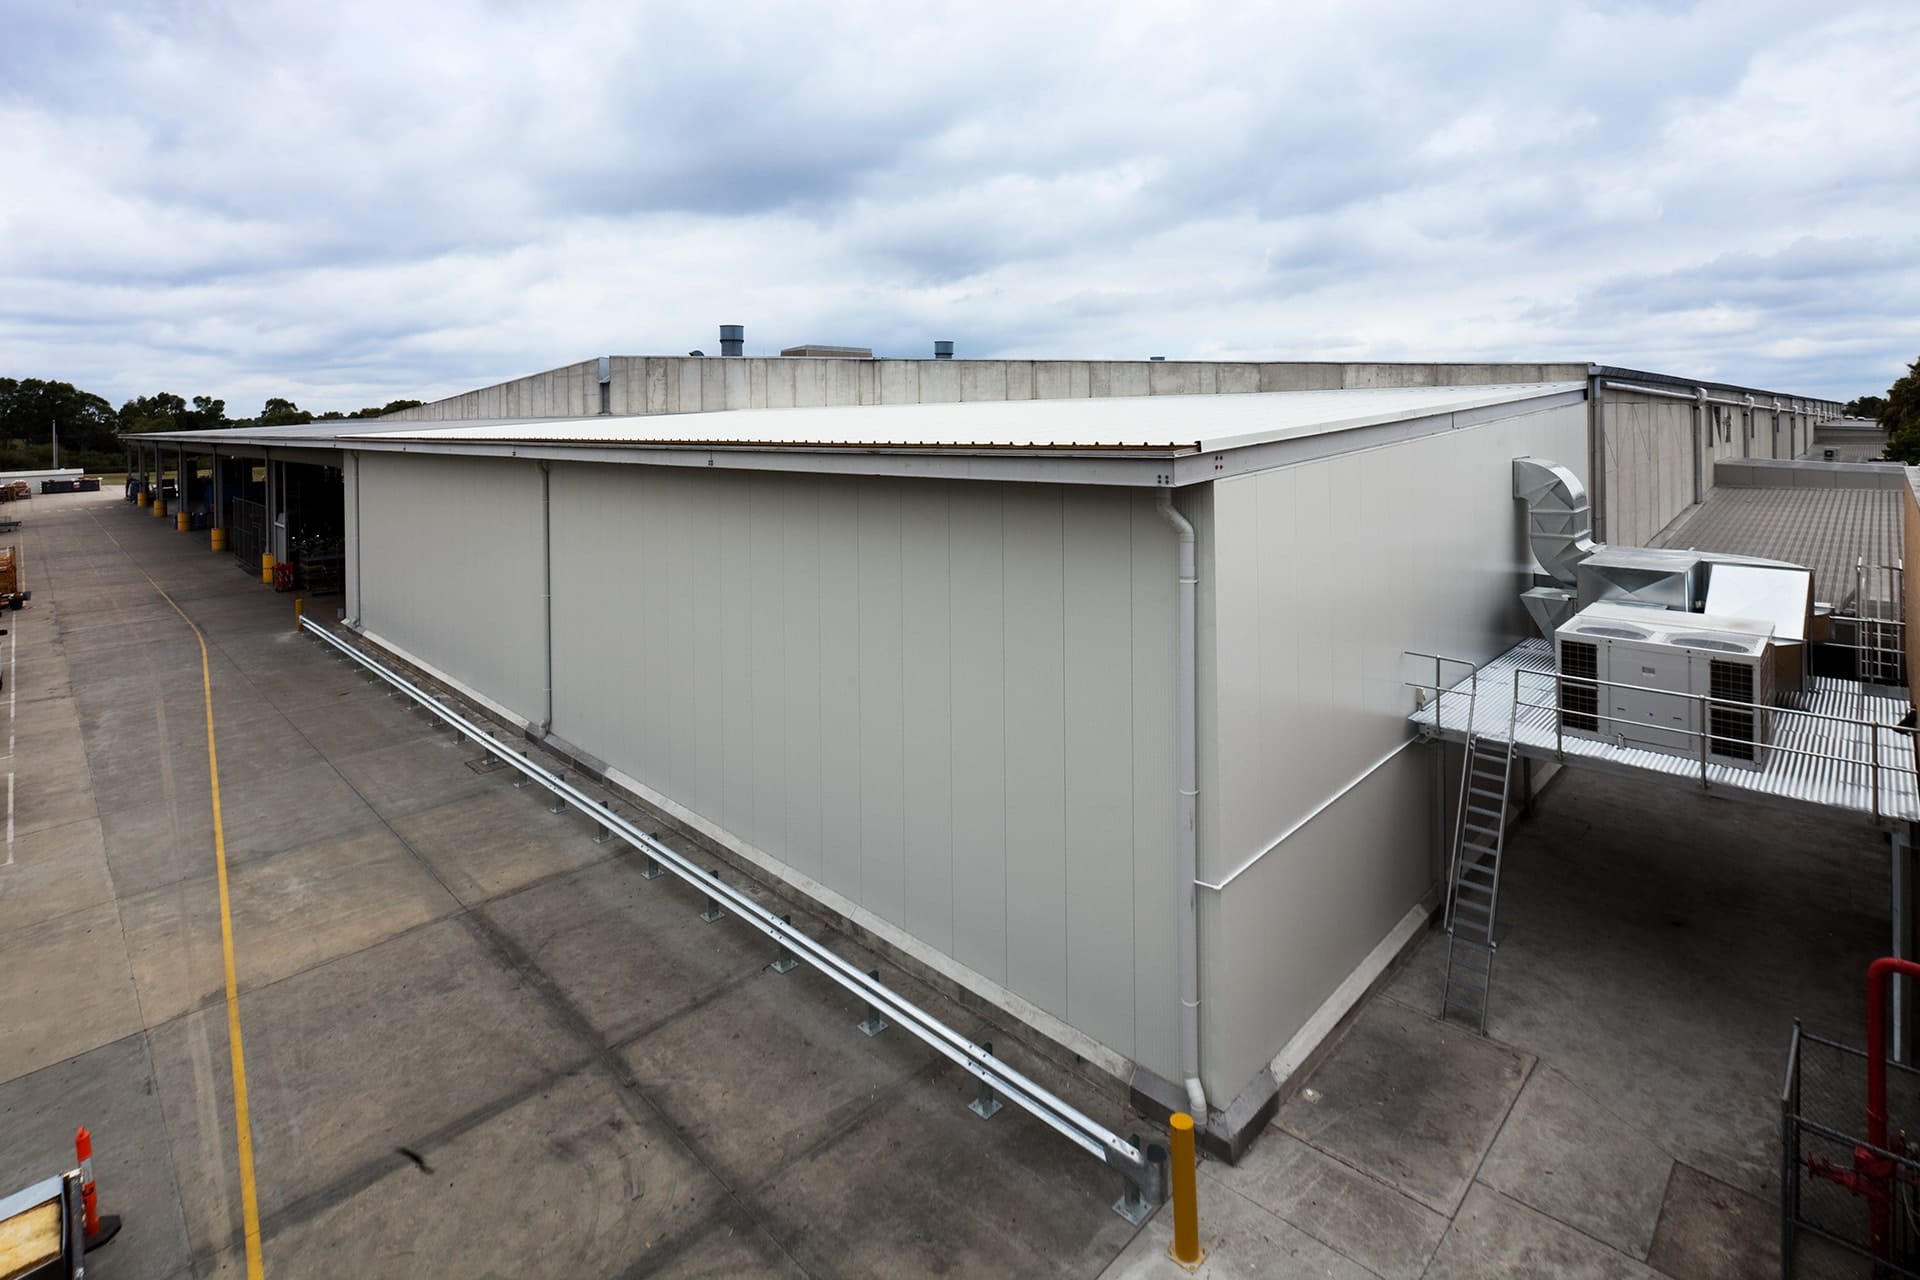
[1112,1133,1167,1226]
[969,1042,1002,1119]
[857,970,888,1037]
[1697,695,1710,790]
[642,855,663,880]
[1873,722,1882,820]
[701,870,725,922]
[771,914,799,974]
[593,821,613,845]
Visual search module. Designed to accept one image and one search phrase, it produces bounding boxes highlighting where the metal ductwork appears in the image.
[1513,457,1597,639]
[719,324,744,357]
[934,340,954,360]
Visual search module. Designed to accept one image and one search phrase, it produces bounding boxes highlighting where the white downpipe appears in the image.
[1157,488,1207,1117]
[538,461,554,733]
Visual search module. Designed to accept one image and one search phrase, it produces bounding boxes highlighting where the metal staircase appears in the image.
[1443,728,1516,1033]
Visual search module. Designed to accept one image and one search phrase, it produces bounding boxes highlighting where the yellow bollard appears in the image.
[153,497,167,518]
[176,510,190,532]
[293,597,304,632]
[210,528,227,551]
[261,553,275,585]
[136,490,150,508]
[1168,1112,1206,1270]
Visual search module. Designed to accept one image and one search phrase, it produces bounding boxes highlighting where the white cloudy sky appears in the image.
[3,0,1917,414]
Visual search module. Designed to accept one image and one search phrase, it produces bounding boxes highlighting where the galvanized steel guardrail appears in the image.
[298,617,1167,1220]
[1406,650,1918,822]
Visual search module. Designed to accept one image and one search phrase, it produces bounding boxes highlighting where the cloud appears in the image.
[0,0,1916,412]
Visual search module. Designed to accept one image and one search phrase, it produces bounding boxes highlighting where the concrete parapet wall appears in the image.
[1714,457,1909,491]
[382,358,1594,423]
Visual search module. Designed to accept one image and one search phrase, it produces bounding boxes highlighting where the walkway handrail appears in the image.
[300,618,1165,1211]
[1510,665,1910,821]
[1403,650,1481,737]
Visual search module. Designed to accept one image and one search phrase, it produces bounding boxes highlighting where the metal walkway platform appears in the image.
[1411,639,1920,826]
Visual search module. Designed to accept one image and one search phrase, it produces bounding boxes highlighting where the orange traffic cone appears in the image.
[74,1127,123,1251]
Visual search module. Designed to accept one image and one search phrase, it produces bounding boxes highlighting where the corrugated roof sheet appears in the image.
[136,382,1580,456]
[1655,485,1903,610]
[352,382,1579,452]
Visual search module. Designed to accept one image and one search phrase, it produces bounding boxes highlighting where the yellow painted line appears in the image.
[92,518,266,1278]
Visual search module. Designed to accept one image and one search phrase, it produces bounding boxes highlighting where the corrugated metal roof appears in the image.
[354,382,1578,452]
[139,381,1578,456]
[1413,638,1917,824]
[1655,485,1903,610]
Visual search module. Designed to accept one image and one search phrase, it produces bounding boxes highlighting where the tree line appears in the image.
[1868,355,1920,465]
[0,377,421,473]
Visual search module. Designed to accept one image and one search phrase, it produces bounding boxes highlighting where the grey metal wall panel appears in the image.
[1002,486,1070,1019]
[748,479,787,866]
[900,492,955,955]
[858,487,907,923]
[1198,400,1588,1100]
[1604,393,1694,548]
[948,488,1009,986]
[1063,489,1141,1053]
[817,482,862,900]
[1129,496,1181,1080]
[342,451,360,622]
[357,453,545,722]
[545,466,1178,1075]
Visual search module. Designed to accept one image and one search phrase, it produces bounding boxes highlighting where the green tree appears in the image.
[181,394,227,431]
[258,397,314,427]
[1846,394,1889,419]
[0,378,118,452]
[345,399,422,418]
[118,391,189,433]
[1880,357,1920,464]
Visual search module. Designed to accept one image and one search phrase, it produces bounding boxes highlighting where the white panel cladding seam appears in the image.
[357,453,546,722]
[1195,401,1588,1099]
[543,466,1176,1072]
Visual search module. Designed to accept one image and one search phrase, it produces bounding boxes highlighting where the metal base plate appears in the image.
[969,1096,1002,1120]
[1112,1193,1154,1226]
[857,1015,888,1038]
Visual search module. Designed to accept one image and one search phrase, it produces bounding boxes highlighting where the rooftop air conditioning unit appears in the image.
[1554,603,1774,768]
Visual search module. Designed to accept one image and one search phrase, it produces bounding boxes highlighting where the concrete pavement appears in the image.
[0,491,1148,1278]
[0,489,1880,1277]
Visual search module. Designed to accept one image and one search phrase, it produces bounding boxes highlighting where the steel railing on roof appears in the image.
[297,616,1169,1220]
[1406,649,1917,823]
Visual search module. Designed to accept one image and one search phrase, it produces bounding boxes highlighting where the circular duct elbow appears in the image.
[1512,457,1596,585]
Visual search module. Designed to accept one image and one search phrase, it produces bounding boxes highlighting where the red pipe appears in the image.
[1865,957,1920,1258]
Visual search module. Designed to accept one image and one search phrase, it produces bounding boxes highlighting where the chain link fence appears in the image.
[229,497,266,575]
[1783,1023,1920,1276]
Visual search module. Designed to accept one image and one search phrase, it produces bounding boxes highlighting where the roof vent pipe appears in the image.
[933,340,954,360]
[719,325,744,357]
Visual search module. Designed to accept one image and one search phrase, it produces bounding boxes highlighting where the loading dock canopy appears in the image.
[133,380,1584,486]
